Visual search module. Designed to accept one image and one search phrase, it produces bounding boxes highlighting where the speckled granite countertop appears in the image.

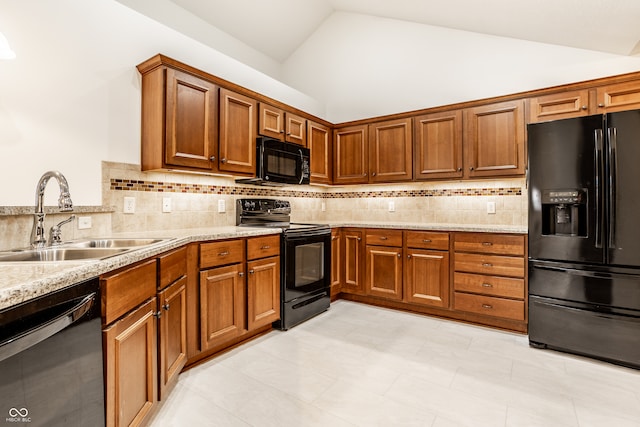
[327,222,528,234]
[0,226,281,311]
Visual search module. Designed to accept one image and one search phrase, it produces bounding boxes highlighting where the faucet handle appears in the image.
[50,215,76,246]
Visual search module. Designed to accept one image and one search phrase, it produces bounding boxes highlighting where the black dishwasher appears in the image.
[0,278,104,426]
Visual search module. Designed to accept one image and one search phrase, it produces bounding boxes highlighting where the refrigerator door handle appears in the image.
[594,129,604,249]
[608,127,618,248]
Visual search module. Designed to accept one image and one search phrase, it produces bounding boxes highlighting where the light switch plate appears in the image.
[78,216,92,230]
[162,197,172,213]
[123,197,135,214]
[218,199,226,213]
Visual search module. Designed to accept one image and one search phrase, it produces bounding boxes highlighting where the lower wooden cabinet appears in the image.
[157,276,187,400]
[341,228,365,294]
[405,248,449,308]
[104,298,158,427]
[247,256,280,330]
[330,229,341,298]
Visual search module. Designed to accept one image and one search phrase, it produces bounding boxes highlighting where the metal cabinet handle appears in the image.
[380,236,388,240]
[249,269,255,275]
[209,156,216,161]
[162,303,170,311]
[481,283,493,288]
[407,254,412,259]
[581,105,588,110]
[357,237,362,241]
[363,172,368,177]
[239,272,244,277]
[598,103,605,107]
[154,311,162,319]
[261,245,271,250]
[218,251,230,257]
[469,166,475,171]
[220,158,227,163]
[482,242,493,246]
[482,263,493,267]
[481,304,493,309]
[372,172,377,176]
[397,253,401,258]
[457,167,462,172]
[422,239,432,243]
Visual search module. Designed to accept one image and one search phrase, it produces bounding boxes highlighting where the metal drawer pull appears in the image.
[481,304,493,309]
[380,236,388,240]
[422,239,432,243]
[482,263,493,267]
[482,242,493,246]
[162,303,170,311]
[261,245,271,250]
[249,269,255,275]
[218,251,230,256]
[481,283,493,288]
[239,272,244,277]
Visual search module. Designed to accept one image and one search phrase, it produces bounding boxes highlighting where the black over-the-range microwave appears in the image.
[236,137,310,186]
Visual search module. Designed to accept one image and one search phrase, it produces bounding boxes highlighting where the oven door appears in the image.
[282,229,331,302]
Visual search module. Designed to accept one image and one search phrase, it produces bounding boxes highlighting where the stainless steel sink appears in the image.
[0,247,129,262]
[61,238,169,249]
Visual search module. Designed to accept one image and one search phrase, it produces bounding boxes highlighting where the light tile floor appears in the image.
[149,301,640,427]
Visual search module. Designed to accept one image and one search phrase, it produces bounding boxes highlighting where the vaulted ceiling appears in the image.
[170,0,640,62]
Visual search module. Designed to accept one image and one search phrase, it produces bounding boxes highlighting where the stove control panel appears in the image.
[236,198,291,225]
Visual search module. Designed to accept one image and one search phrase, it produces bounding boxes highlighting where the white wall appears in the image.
[0,0,323,206]
[282,12,640,123]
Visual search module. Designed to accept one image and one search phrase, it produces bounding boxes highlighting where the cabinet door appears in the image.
[368,118,413,182]
[259,103,284,140]
[157,277,187,400]
[164,69,218,171]
[331,229,341,298]
[308,120,333,184]
[104,298,158,427]
[219,88,257,176]
[200,264,246,350]
[596,80,640,113]
[285,112,307,146]
[528,90,590,123]
[405,249,450,308]
[464,100,525,177]
[247,256,280,330]
[413,110,463,179]
[342,229,365,294]
[333,125,368,184]
[366,245,403,301]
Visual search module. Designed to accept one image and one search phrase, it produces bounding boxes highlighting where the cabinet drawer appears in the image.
[247,235,280,260]
[365,229,403,246]
[405,231,449,250]
[101,259,157,325]
[454,292,525,321]
[200,239,245,269]
[454,272,524,299]
[454,253,525,277]
[454,233,525,256]
[158,246,187,290]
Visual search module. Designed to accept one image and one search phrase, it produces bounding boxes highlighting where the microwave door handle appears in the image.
[298,149,305,184]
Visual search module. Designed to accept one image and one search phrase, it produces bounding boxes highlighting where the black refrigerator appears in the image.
[528,109,640,369]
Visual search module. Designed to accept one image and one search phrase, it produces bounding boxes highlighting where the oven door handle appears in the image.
[0,293,96,363]
[285,229,332,239]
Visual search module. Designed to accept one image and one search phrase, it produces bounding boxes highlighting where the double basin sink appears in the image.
[0,238,172,263]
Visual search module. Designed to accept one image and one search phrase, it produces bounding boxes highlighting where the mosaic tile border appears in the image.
[110,179,522,198]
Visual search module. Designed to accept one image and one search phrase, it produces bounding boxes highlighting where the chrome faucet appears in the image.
[31,171,74,248]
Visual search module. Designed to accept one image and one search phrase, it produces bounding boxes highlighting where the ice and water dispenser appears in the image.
[541,189,587,236]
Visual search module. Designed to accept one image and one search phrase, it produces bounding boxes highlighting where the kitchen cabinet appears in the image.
[413,110,464,180]
[341,228,366,294]
[464,100,526,178]
[333,125,368,184]
[404,231,450,308]
[258,103,307,146]
[368,118,413,183]
[308,120,333,184]
[102,260,158,427]
[595,79,640,113]
[156,247,188,400]
[453,233,526,323]
[219,88,257,176]
[528,89,591,123]
[246,235,281,330]
[365,229,403,300]
[330,228,341,299]
[140,66,219,173]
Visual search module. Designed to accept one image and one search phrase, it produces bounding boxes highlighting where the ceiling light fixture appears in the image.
[0,31,16,60]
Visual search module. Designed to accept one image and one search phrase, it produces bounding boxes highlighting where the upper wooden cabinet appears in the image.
[595,80,640,113]
[464,100,526,178]
[308,120,333,184]
[258,103,307,146]
[413,110,463,180]
[141,67,219,172]
[528,89,590,123]
[333,125,369,184]
[219,88,257,176]
[368,118,413,183]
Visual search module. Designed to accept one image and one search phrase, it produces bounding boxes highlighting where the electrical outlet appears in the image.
[388,201,395,212]
[218,199,226,213]
[123,197,135,214]
[321,202,326,212]
[78,216,92,230]
[487,201,496,214]
[162,197,172,213]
